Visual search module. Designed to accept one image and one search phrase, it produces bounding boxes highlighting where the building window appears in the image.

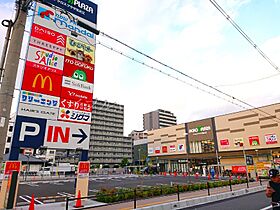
[8,126,13,132]
[7,136,11,143]
[5,148,9,154]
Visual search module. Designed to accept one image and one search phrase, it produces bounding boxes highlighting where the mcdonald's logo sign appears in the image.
[22,66,62,97]
[78,161,90,174]
[32,74,53,91]
[4,161,21,175]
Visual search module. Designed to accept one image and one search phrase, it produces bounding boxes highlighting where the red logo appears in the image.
[60,98,92,112]
[22,66,62,97]
[162,146,168,153]
[60,86,93,103]
[220,139,229,147]
[31,24,66,47]
[63,56,94,83]
[249,136,260,146]
[78,162,90,174]
[40,10,54,19]
[4,161,21,175]
[232,166,246,174]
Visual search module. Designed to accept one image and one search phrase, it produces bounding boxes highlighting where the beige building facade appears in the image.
[148,103,280,176]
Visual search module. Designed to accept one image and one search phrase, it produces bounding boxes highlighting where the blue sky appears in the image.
[1,0,280,135]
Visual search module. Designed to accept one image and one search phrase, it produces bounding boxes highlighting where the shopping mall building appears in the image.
[148,103,280,177]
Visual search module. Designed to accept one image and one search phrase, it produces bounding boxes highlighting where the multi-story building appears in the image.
[89,99,132,167]
[147,103,280,177]
[129,130,148,165]
[143,109,177,131]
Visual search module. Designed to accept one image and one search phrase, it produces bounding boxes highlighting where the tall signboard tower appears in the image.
[3,0,98,204]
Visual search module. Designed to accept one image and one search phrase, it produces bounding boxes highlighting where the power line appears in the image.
[215,73,280,87]
[209,0,279,73]
[97,41,280,124]
[19,1,280,124]
[99,31,280,124]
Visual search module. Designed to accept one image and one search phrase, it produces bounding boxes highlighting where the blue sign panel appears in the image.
[11,116,47,149]
[43,0,98,24]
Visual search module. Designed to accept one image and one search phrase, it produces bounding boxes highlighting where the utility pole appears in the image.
[0,0,27,163]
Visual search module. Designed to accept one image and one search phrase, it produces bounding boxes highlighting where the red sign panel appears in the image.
[31,23,66,48]
[220,139,229,147]
[232,166,246,174]
[4,161,21,175]
[60,98,92,112]
[63,56,94,83]
[249,136,260,146]
[162,146,168,153]
[60,86,93,103]
[155,147,160,154]
[78,161,90,174]
[21,66,62,97]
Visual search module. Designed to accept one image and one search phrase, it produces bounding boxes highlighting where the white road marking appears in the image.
[94,180,105,183]
[57,192,74,197]
[259,205,273,210]
[52,182,64,185]
[25,183,39,187]
[25,195,43,205]
[19,196,31,203]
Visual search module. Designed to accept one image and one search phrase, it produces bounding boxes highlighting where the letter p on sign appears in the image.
[19,122,40,141]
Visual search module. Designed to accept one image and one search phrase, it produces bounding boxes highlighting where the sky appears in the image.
[0,0,280,135]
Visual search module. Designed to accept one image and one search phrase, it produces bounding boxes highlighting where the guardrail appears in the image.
[65,177,263,209]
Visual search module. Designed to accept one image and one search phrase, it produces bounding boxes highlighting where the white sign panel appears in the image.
[62,76,94,93]
[34,2,96,45]
[18,103,58,120]
[20,90,60,108]
[27,45,64,72]
[44,120,90,150]
[148,148,154,154]
[58,107,91,124]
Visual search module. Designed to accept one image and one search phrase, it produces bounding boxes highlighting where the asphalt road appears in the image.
[182,191,271,210]
[17,175,211,204]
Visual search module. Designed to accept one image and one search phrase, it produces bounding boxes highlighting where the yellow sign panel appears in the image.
[248,165,255,172]
[65,37,95,64]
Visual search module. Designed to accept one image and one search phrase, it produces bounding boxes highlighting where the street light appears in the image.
[138,148,141,167]
[215,149,220,178]
[240,143,249,185]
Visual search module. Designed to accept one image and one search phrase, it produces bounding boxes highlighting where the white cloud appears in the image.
[1,0,279,136]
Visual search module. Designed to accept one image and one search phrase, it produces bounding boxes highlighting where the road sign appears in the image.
[44,120,90,150]
[11,116,46,149]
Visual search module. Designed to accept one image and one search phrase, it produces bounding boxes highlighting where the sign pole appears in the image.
[0,0,27,163]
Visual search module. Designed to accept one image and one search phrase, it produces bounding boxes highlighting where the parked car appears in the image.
[38,167,51,176]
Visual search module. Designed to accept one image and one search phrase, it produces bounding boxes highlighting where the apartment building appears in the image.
[143,109,177,131]
[89,99,132,167]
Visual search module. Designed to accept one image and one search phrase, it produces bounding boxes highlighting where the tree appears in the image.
[120,158,130,168]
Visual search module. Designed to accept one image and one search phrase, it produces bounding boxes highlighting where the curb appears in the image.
[136,186,266,210]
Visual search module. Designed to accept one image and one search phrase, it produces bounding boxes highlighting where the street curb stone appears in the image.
[136,186,266,210]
